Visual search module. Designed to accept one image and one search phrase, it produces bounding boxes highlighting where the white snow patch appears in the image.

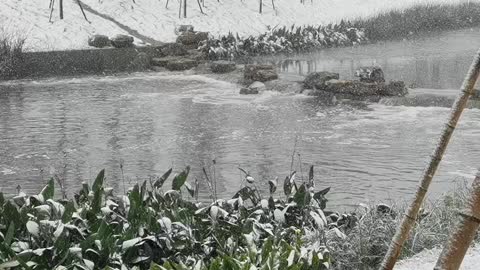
[395,245,480,270]
[1,0,475,51]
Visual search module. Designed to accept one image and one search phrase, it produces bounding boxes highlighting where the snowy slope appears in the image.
[395,245,480,270]
[0,0,476,51]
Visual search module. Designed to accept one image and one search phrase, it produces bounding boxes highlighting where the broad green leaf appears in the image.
[172,166,190,191]
[40,178,55,200]
[153,168,173,188]
[4,201,21,229]
[293,184,310,207]
[91,186,103,214]
[4,222,15,246]
[92,169,105,194]
[61,201,75,224]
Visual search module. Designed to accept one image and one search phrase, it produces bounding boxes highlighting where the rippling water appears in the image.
[2,29,480,208]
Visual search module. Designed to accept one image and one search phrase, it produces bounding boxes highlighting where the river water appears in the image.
[2,28,480,209]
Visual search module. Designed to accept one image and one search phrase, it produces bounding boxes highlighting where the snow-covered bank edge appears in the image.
[395,245,480,270]
[1,0,477,52]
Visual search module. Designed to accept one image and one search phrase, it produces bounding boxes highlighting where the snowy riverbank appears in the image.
[395,246,480,270]
[1,0,475,51]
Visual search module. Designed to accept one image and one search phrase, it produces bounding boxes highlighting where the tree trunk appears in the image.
[434,171,480,270]
[59,0,63,19]
[380,49,480,270]
[259,0,262,13]
[76,0,89,22]
[184,0,187,18]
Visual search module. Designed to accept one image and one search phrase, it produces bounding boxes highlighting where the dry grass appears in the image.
[0,32,25,79]
[354,2,480,42]
[329,181,473,270]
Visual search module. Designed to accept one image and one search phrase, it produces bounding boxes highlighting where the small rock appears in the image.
[110,34,134,48]
[239,87,259,95]
[382,80,408,96]
[165,58,198,71]
[304,71,340,90]
[244,64,278,82]
[210,60,236,73]
[248,81,266,92]
[176,32,209,47]
[160,43,188,57]
[175,25,194,34]
[355,66,385,83]
[87,35,110,48]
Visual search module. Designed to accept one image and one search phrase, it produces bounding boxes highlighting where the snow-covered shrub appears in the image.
[200,22,367,60]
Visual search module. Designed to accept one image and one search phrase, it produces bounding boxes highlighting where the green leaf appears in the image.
[4,201,21,229]
[92,169,105,194]
[91,187,103,214]
[308,165,314,186]
[261,236,274,265]
[4,222,15,246]
[184,182,195,197]
[41,178,55,200]
[62,201,75,224]
[172,166,190,191]
[153,168,173,188]
[293,184,310,207]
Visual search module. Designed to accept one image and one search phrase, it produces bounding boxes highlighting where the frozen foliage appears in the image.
[201,23,366,60]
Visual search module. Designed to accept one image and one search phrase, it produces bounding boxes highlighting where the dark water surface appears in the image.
[2,29,480,208]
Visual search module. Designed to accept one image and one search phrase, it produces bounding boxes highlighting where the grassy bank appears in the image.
[353,2,480,42]
[204,2,480,60]
[0,166,473,269]
[0,34,24,80]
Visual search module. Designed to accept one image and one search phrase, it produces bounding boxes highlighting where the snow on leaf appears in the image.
[122,237,142,250]
[26,221,40,237]
[287,250,295,266]
[158,217,172,233]
[273,209,285,223]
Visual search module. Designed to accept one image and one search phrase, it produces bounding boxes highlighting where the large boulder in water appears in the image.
[355,66,385,83]
[322,79,408,97]
[210,60,236,73]
[244,64,278,82]
[304,71,340,89]
[110,34,134,48]
[88,35,110,48]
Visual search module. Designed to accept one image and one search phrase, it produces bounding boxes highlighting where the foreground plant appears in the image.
[0,166,351,269]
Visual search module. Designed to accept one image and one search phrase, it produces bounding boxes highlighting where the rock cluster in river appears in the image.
[244,64,278,82]
[303,67,408,99]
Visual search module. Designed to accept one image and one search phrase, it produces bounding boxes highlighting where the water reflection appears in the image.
[256,28,480,89]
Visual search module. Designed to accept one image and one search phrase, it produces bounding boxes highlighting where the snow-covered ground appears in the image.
[0,0,476,51]
[395,245,480,270]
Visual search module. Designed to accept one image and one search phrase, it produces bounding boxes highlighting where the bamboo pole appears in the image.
[434,171,480,270]
[380,49,480,270]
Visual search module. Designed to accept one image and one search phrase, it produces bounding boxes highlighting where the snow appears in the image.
[395,245,480,270]
[0,0,476,51]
